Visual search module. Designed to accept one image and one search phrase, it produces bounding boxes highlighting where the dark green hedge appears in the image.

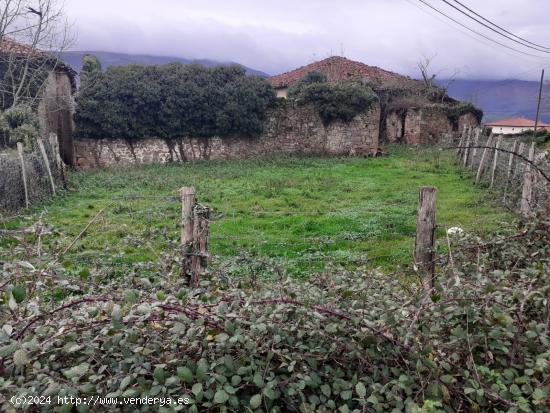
[75,63,276,140]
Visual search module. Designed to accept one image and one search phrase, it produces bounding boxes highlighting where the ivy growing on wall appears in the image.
[287,72,379,125]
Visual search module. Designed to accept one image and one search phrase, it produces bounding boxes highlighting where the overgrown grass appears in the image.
[0,146,513,278]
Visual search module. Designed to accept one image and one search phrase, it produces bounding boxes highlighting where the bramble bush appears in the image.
[74,63,276,140]
[0,218,549,412]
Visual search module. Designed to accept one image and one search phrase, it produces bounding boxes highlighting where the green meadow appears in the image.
[1,146,512,278]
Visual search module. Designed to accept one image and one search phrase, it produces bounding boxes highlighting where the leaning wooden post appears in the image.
[456,126,467,157]
[49,133,66,186]
[462,127,472,167]
[16,142,29,208]
[470,128,481,164]
[37,138,56,195]
[476,134,494,182]
[415,186,437,291]
[192,204,210,285]
[520,143,536,216]
[181,187,196,285]
[506,140,518,180]
[502,140,518,202]
[513,142,526,178]
[490,136,502,188]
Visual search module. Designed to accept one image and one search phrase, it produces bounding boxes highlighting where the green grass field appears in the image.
[1,146,513,278]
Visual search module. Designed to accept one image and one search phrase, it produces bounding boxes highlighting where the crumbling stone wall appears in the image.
[386,107,479,145]
[74,103,381,168]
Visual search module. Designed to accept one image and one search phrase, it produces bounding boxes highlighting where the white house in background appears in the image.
[484,117,550,135]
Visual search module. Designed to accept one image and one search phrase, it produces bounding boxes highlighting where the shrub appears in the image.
[288,75,378,125]
[1,104,40,146]
[286,70,327,97]
[2,211,549,412]
[75,62,276,140]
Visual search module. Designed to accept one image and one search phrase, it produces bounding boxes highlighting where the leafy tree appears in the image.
[79,54,102,87]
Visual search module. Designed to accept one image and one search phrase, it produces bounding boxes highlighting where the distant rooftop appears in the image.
[268,56,420,89]
[485,117,550,127]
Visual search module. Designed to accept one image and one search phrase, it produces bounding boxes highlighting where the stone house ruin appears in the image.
[269,56,481,145]
[0,38,76,164]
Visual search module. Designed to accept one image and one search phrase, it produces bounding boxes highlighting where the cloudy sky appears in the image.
[65,0,550,80]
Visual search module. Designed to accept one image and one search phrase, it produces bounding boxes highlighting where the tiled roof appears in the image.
[485,117,550,127]
[268,56,421,89]
[0,37,76,79]
[0,37,49,58]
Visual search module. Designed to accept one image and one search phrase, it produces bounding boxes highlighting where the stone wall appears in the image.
[385,107,479,145]
[75,103,381,168]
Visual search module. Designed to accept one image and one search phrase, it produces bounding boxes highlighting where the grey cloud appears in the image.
[65,0,550,79]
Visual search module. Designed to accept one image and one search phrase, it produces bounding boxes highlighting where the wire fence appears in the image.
[442,127,550,216]
[0,188,418,284]
[0,133,65,211]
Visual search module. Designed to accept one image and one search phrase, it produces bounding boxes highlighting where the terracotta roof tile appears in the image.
[0,37,76,79]
[485,117,550,128]
[268,56,420,89]
[0,37,47,58]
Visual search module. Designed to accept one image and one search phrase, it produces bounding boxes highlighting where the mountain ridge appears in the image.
[61,50,270,78]
[438,78,550,123]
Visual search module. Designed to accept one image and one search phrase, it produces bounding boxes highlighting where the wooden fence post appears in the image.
[415,186,437,291]
[476,134,494,182]
[457,126,467,156]
[49,133,66,186]
[471,127,481,163]
[520,143,536,216]
[462,127,472,167]
[490,136,502,188]
[37,138,56,195]
[192,204,210,285]
[513,142,526,178]
[181,186,196,285]
[506,140,518,180]
[16,142,29,208]
[502,140,518,202]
